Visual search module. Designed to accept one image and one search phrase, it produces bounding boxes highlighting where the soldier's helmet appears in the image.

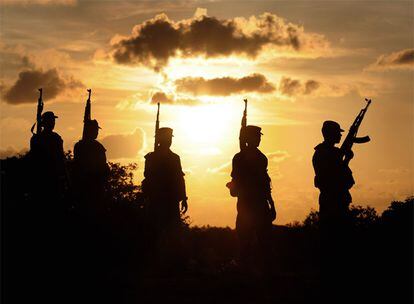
[322,120,344,137]
[41,111,58,122]
[156,127,173,139]
[245,125,263,139]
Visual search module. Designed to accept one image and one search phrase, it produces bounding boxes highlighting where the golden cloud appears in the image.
[368,48,414,70]
[278,77,320,97]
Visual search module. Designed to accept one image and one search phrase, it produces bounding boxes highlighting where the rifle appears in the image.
[82,89,92,139]
[31,88,44,134]
[154,102,160,150]
[340,98,372,163]
[239,99,247,150]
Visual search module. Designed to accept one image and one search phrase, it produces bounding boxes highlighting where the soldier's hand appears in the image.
[181,199,188,214]
[344,150,354,162]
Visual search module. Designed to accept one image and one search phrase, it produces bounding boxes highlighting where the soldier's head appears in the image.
[245,125,262,148]
[84,119,101,140]
[322,120,344,144]
[41,111,58,131]
[156,127,173,148]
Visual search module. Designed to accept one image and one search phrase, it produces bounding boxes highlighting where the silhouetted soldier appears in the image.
[312,120,354,233]
[312,120,355,302]
[28,111,68,295]
[230,125,276,272]
[73,119,109,215]
[30,111,66,206]
[143,127,188,232]
[142,127,188,270]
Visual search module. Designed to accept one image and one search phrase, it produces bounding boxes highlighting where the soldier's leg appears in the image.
[256,219,273,276]
[236,212,255,272]
[319,192,340,303]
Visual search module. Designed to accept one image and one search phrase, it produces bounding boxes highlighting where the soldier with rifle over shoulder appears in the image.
[313,99,372,232]
[227,99,276,273]
[28,88,68,293]
[73,89,109,216]
[312,99,372,299]
[29,88,66,208]
[142,103,188,268]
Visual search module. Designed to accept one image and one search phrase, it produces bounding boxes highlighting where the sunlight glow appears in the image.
[176,103,239,153]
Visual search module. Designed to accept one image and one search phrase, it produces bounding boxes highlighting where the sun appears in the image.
[176,103,240,155]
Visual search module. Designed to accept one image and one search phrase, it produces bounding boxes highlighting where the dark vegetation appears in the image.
[1,153,412,303]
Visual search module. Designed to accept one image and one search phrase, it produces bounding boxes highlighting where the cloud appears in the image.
[151,91,174,104]
[2,68,83,104]
[150,91,199,106]
[110,9,329,70]
[207,161,231,174]
[278,77,320,96]
[1,0,77,6]
[267,150,291,163]
[369,48,414,70]
[175,73,275,96]
[101,128,144,160]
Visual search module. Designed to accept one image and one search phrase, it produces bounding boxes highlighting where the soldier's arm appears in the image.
[30,135,38,153]
[176,155,188,213]
[73,142,80,162]
[143,153,151,178]
[141,153,151,195]
[264,156,276,220]
[176,155,187,198]
[99,145,110,179]
[57,135,66,174]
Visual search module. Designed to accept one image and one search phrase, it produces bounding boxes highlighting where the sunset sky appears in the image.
[0,0,413,227]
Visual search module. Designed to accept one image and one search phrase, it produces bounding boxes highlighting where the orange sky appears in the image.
[0,1,413,227]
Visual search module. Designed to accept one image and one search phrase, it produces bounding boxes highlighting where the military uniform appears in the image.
[231,147,273,237]
[313,121,356,303]
[143,148,186,231]
[312,122,355,226]
[73,137,109,213]
[30,126,66,202]
[229,126,275,270]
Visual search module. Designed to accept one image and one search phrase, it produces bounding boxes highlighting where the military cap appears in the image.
[41,111,58,121]
[322,120,344,135]
[86,119,101,129]
[245,125,263,137]
[156,127,173,138]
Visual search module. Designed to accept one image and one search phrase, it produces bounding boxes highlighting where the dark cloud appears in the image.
[175,73,275,96]
[2,68,83,104]
[279,77,320,96]
[101,128,144,160]
[111,12,327,70]
[371,48,414,70]
[150,91,198,105]
[304,80,320,95]
[279,77,301,96]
